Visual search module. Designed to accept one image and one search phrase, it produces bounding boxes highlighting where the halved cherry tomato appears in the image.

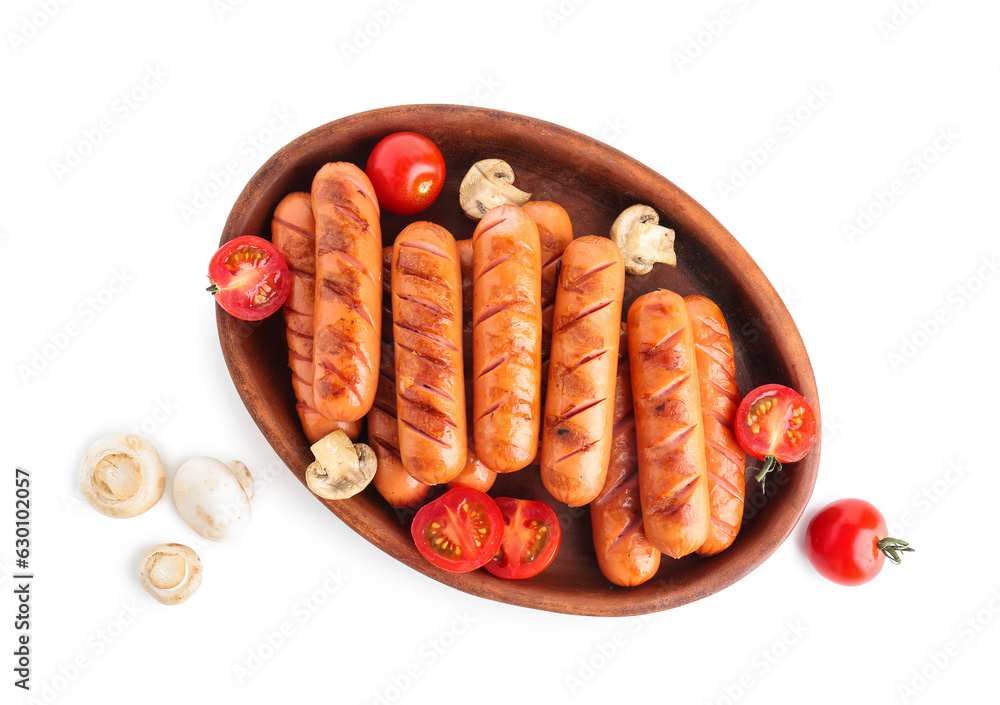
[485,497,562,580]
[365,132,445,216]
[805,498,914,586]
[207,235,290,321]
[734,384,817,487]
[410,488,503,573]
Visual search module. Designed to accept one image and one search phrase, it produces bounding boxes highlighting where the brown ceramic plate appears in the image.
[217,104,821,617]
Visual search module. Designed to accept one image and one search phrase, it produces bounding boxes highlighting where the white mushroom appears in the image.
[459,159,532,220]
[609,204,677,275]
[138,543,203,605]
[173,457,253,541]
[305,430,377,500]
[79,433,165,518]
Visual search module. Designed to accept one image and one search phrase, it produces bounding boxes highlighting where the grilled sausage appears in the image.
[272,191,359,442]
[311,162,382,423]
[591,325,662,586]
[369,340,431,508]
[391,222,467,484]
[627,289,710,558]
[521,201,574,353]
[685,295,745,556]
[540,236,624,506]
[471,204,542,473]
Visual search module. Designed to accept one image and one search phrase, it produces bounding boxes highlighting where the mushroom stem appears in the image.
[459,159,532,220]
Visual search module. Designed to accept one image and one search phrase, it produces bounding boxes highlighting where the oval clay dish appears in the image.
[217,104,821,617]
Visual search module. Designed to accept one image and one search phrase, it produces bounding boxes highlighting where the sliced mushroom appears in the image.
[79,433,166,518]
[138,543,203,605]
[459,159,532,220]
[609,204,677,275]
[306,430,377,500]
[173,457,253,541]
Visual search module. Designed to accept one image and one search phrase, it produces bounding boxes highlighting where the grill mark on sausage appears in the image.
[395,292,450,317]
[399,238,450,259]
[409,379,457,403]
[646,371,693,401]
[706,467,745,506]
[395,261,449,289]
[594,467,638,507]
[477,252,512,279]
[650,475,702,516]
[709,515,737,537]
[475,397,504,422]
[611,411,635,436]
[393,320,458,351]
[555,298,616,334]
[272,217,315,241]
[644,423,698,458]
[470,214,504,245]
[567,259,617,288]
[398,394,459,428]
[473,300,512,329]
[317,360,362,405]
[325,247,377,287]
[551,440,598,466]
[708,377,740,405]
[399,419,451,447]
[395,342,448,369]
[695,340,735,370]
[476,353,510,380]
[706,441,747,480]
[608,514,646,553]
[548,397,606,428]
[644,326,684,358]
[371,435,403,461]
[570,347,610,371]
[319,278,377,332]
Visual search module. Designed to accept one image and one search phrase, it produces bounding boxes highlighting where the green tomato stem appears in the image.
[754,455,782,492]
[877,537,914,565]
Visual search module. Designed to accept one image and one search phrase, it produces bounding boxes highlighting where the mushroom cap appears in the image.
[138,543,203,605]
[458,159,532,220]
[173,457,252,541]
[609,204,677,275]
[79,433,166,518]
[306,432,377,500]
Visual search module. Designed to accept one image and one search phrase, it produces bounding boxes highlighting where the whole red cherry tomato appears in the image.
[805,498,914,586]
[365,132,446,216]
[207,235,290,321]
[734,384,817,489]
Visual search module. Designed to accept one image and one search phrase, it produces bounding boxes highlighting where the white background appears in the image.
[2,1,997,704]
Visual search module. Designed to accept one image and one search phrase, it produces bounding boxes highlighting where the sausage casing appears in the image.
[272,191,359,442]
[591,324,661,586]
[540,236,624,506]
[627,289,710,558]
[311,162,382,423]
[471,204,542,473]
[685,295,745,556]
[391,222,467,484]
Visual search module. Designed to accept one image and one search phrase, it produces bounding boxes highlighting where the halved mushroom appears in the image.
[459,159,532,220]
[138,543,203,605]
[79,433,166,518]
[305,430,377,500]
[609,204,677,275]
[173,457,253,541]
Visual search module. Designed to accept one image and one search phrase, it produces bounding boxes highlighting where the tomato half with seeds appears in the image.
[734,384,817,488]
[410,488,503,573]
[485,497,562,580]
[207,235,290,321]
